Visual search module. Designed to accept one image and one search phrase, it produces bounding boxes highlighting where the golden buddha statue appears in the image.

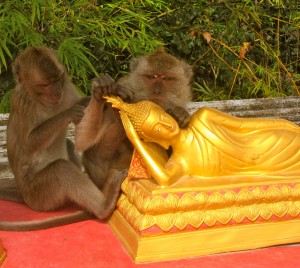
[105,96,300,187]
[105,96,300,263]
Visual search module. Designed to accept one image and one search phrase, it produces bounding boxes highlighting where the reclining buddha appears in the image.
[105,95,300,263]
[105,96,300,187]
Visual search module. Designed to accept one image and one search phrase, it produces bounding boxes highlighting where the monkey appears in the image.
[75,47,193,194]
[75,76,133,191]
[0,46,127,231]
[117,47,193,127]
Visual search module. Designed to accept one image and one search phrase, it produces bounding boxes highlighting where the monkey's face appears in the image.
[142,73,177,100]
[30,71,65,106]
[13,46,67,107]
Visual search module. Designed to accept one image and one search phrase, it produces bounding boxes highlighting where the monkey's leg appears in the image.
[23,160,121,219]
[100,168,128,215]
[82,152,110,189]
[81,107,128,189]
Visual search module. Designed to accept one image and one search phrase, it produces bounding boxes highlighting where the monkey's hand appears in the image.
[166,106,191,128]
[77,96,91,107]
[119,111,140,143]
[68,104,86,125]
[92,74,132,101]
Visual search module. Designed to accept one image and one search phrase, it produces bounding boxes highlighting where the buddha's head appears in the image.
[105,96,179,148]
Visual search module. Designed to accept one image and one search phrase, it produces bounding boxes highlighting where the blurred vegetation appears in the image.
[0,0,299,112]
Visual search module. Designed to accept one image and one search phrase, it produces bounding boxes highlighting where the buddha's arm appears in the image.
[133,141,172,186]
[120,112,181,186]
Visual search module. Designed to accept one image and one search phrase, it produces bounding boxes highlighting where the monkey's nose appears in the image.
[152,87,163,95]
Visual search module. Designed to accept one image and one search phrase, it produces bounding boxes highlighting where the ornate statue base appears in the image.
[109,151,300,263]
[0,240,6,265]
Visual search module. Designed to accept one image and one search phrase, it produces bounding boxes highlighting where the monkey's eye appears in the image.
[162,76,173,81]
[37,82,50,87]
[145,75,156,79]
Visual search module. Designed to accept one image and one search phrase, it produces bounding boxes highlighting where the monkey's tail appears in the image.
[0,211,95,231]
[0,177,24,203]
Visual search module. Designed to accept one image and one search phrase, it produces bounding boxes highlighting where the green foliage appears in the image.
[153,0,299,99]
[0,0,299,113]
[0,0,166,111]
[57,38,98,90]
[0,90,12,113]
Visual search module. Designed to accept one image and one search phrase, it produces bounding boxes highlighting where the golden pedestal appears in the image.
[109,176,300,263]
[109,154,300,263]
[109,152,300,263]
[0,240,6,266]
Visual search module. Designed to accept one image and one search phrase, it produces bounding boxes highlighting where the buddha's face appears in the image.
[140,106,179,148]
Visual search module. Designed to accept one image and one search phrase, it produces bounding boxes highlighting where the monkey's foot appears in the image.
[96,169,128,220]
[109,169,128,188]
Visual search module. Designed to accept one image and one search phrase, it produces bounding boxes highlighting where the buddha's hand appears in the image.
[119,111,140,142]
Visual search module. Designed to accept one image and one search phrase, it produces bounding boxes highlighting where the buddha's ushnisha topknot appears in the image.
[105,96,161,135]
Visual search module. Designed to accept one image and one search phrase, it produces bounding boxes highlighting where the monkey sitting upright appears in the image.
[75,47,193,193]
[0,46,127,231]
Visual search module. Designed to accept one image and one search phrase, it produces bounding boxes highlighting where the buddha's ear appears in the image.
[140,135,153,144]
[159,141,170,150]
[143,136,170,150]
[140,132,148,141]
[142,136,150,142]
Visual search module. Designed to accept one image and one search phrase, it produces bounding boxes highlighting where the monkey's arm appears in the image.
[28,104,84,153]
[120,112,181,186]
[75,97,107,152]
[152,100,191,128]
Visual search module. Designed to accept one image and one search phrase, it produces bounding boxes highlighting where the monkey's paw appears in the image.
[109,169,127,190]
[114,169,129,185]
[92,74,118,101]
[69,104,86,125]
[168,107,191,128]
[92,74,133,102]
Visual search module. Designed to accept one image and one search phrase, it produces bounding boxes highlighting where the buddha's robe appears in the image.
[173,107,300,177]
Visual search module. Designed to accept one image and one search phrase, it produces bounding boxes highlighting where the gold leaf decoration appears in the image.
[117,178,300,232]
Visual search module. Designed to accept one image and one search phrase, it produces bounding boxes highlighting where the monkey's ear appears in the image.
[129,58,140,72]
[154,46,165,54]
[181,61,193,81]
[12,62,22,83]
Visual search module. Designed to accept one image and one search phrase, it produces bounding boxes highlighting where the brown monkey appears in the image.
[117,47,193,127]
[75,47,193,192]
[0,46,126,231]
